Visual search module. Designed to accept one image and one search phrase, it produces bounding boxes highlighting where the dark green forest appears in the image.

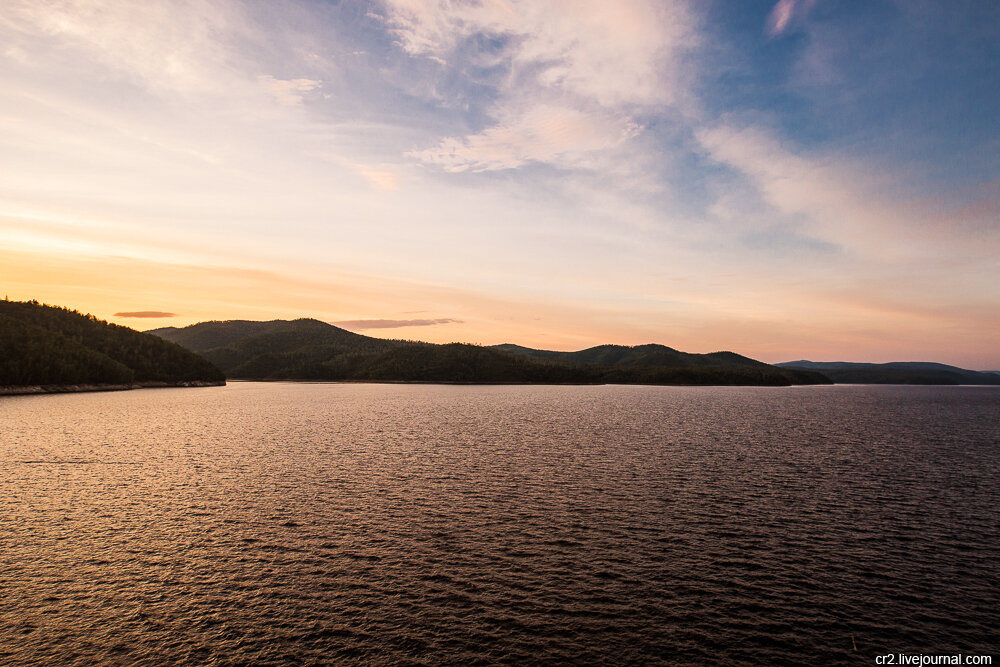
[151,319,831,386]
[0,300,225,387]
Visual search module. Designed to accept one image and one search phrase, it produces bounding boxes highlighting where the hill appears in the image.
[776,360,1000,385]
[492,343,827,385]
[150,319,830,386]
[0,300,226,393]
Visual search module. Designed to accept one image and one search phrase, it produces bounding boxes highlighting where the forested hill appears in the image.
[491,343,829,385]
[777,360,1000,385]
[150,319,830,386]
[495,343,786,371]
[0,300,226,391]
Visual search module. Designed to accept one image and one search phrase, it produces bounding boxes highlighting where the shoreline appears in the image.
[0,380,226,396]
[227,378,995,387]
[226,378,811,387]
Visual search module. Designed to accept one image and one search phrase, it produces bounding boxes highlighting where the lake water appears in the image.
[1,382,998,665]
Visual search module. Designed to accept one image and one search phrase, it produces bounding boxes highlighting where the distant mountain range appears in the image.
[0,300,225,393]
[149,318,829,386]
[776,361,1000,385]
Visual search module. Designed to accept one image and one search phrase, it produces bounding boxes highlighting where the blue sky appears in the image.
[1,0,998,366]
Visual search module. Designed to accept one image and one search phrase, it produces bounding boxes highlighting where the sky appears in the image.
[1,0,998,367]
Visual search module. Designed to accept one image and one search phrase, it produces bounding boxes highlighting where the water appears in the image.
[1,382,998,665]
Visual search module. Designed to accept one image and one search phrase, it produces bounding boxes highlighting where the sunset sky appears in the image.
[2,0,998,367]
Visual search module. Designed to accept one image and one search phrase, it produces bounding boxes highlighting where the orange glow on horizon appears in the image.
[3,246,998,369]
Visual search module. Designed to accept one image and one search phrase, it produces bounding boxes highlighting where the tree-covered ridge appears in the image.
[777,360,1000,385]
[151,319,830,386]
[496,343,777,369]
[494,343,827,385]
[0,300,226,387]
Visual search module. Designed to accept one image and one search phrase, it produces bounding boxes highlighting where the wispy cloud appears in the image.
[384,0,694,105]
[1,0,241,95]
[695,118,1000,306]
[766,0,817,37]
[113,311,177,318]
[409,105,639,172]
[382,0,696,172]
[333,318,463,330]
[258,75,322,106]
[696,123,902,252]
[357,166,401,191]
[313,154,402,191]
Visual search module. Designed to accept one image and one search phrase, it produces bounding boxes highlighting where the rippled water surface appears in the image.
[2,382,998,665]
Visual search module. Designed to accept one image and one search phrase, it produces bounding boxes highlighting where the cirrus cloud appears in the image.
[382,0,696,172]
[409,105,640,172]
[766,0,818,37]
[257,74,322,106]
[383,0,694,106]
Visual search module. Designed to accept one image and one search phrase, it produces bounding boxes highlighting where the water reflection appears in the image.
[1,383,998,664]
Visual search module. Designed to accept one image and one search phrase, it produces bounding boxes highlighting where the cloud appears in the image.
[312,153,402,190]
[766,0,817,37]
[3,2,325,113]
[696,123,891,248]
[384,0,693,106]
[333,318,463,330]
[258,74,322,106]
[382,0,696,171]
[113,311,177,318]
[409,105,639,172]
[357,166,401,191]
[696,122,1000,265]
[1,0,240,95]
